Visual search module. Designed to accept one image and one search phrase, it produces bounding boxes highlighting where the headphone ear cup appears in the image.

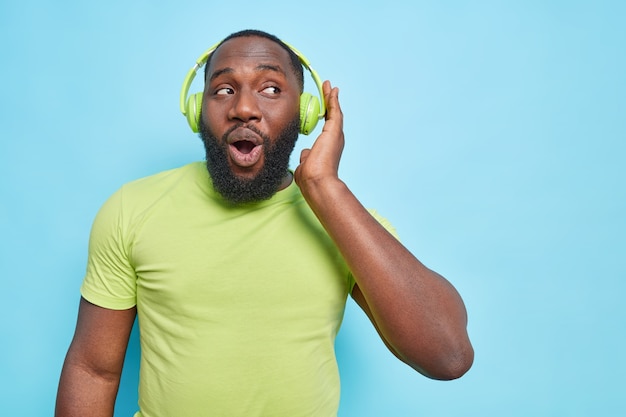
[299,92,320,135]
[185,92,203,133]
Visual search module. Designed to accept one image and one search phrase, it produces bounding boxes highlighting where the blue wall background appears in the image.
[1,1,625,415]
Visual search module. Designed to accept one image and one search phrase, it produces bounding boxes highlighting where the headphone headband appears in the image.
[180,39,326,134]
[179,42,219,116]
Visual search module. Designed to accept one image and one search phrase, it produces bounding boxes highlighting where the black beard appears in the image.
[199,117,299,205]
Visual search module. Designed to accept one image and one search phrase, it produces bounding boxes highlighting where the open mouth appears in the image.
[226,127,264,168]
[228,139,263,168]
[233,140,257,155]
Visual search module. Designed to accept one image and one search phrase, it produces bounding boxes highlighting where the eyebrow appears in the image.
[209,64,286,83]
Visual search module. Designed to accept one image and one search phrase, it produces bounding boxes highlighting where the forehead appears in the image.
[206,36,294,79]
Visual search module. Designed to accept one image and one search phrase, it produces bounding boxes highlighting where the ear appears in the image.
[299,93,320,135]
[186,92,203,133]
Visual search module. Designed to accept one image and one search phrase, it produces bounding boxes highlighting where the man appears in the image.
[56,29,473,417]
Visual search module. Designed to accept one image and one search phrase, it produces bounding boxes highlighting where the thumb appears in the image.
[299,148,311,164]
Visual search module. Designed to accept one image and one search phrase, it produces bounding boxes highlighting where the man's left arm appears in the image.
[294,81,474,380]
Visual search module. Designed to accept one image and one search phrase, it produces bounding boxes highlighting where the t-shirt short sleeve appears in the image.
[80,188,137,310]
[368,208,400,240]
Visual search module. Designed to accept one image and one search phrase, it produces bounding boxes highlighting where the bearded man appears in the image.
[56,29,473,417]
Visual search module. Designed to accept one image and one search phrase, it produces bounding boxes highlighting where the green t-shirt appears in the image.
[82,162,396,416]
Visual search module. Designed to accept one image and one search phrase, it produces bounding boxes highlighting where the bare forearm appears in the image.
[295,81,472,378]
[301,177,473,378]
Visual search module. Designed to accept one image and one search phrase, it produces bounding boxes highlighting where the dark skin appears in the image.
[56,36,473,416]
[294,80,473,379]
[55,299,135,416]
[201,36,301,187]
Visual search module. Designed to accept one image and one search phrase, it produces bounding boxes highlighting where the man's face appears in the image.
[199,36,301,204]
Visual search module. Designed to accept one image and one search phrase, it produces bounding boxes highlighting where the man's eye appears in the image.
[262,86,280,95]
[216,87,234,95]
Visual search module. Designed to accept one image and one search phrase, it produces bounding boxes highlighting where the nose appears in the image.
[228,88,262,123]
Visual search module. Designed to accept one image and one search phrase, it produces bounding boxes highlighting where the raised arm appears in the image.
[294,81,473,380]
[56,297,136,416]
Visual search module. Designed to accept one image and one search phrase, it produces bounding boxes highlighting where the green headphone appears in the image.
[180,40,326,135]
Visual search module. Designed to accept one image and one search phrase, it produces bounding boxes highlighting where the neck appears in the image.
[277,171,293,191]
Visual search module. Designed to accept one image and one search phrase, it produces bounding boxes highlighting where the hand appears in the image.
[294,80,345,196]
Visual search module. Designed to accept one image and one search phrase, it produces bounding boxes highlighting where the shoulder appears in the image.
[114,162,205,206]
[367,208,399,239]
[122,162,205,195]
[94,162,207,227]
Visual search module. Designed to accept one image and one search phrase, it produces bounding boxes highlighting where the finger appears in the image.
[322,80,332,103]
[299,148,311,164]
[324,80,336,102]
[322,81,338,119]
[321,86,343,135]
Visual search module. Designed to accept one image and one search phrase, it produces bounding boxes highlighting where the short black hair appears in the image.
[203,29,304,92]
